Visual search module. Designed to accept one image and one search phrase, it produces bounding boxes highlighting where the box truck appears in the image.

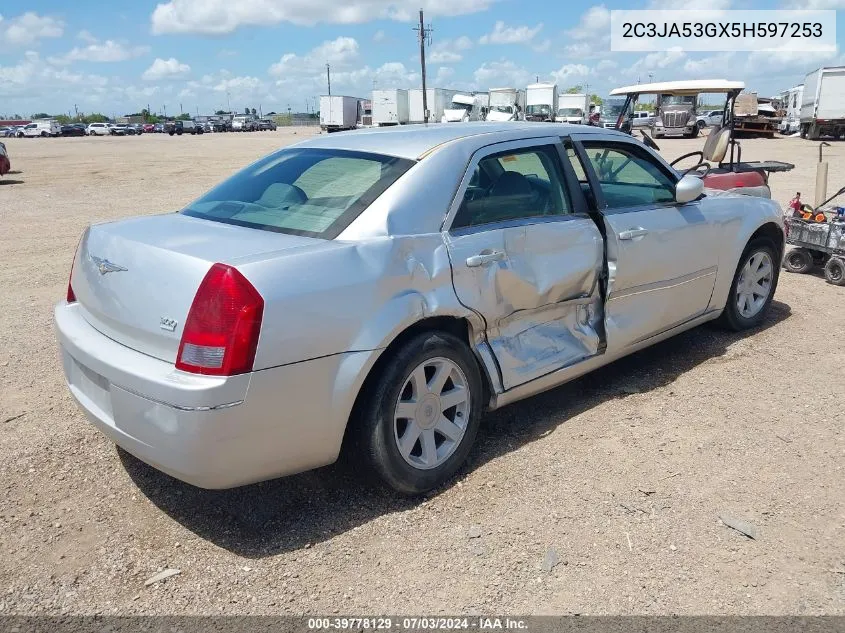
[486,88,525,122]
[442,93,488,122]
[525,83,558,122]
[319,95,362,132]
[556,93,590,124]
[409,88,457,123]
[372,89,410,126]
[800,66,845,139]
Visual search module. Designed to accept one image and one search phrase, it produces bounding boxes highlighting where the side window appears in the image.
[581,142,677,209]
[452,145,571,230]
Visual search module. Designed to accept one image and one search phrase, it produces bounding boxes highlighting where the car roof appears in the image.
[294,122,632,160]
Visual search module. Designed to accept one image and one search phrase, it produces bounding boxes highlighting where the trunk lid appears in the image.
[71,213,322,363]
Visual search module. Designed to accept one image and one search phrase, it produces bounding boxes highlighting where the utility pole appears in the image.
[226,91,231,113]
[326,63,331,96]
[180,103,183,115]
[163,105,167,118]
[414,9,433,123]
[74,104,78,120]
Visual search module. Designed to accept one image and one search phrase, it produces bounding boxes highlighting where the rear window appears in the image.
[181,148,415,239]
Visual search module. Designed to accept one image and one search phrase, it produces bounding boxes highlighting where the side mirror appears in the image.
[675,174,704,204]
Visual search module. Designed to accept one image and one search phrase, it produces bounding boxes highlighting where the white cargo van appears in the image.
[23,119,61,138]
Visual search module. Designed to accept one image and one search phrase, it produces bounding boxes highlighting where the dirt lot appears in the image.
[0,129,843,616]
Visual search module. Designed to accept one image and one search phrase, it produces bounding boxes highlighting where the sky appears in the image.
[1,0,844,117]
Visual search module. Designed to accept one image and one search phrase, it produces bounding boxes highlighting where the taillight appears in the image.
[176,263,264,376]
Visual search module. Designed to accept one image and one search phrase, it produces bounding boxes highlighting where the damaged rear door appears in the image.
[444,137,605,391]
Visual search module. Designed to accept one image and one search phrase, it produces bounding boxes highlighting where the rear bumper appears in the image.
[55,302,375,488]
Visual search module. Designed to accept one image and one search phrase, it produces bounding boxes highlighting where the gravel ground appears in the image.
[0,128,843,616]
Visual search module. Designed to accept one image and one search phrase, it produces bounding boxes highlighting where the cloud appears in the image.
[373,29,385,42]
[551,64,591,88]
[473,60,534,89]
[649,0,731,6]
[77,30,98,44]
[49,39,150,64]
[142,57,190,81]
[435,66,455,84]
[532,39,551,53]
[0,12,63,48]
[429,36,473,63]
[150,0,495,35]
[0,51,109,102]
[565,5,609,41]
[783,0,845,6]
[479,21,542,45]
[269,36,359,76]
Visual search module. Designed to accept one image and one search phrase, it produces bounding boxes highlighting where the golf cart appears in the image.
[609,80,794,198]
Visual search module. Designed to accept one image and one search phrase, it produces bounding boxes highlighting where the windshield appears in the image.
[491,105,513,114]
[181,148,415,239]
[526,104,551,116]
[603,102,626,119]
[558,108,583,117]
[661,95,695,106]
[449,102,473,113]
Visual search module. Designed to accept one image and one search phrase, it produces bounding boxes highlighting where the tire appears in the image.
[717,237,779,331]
[800,124,808,139]
[354,331,483,495]
[168,131,174,136]
[697,120,706,131]
[824,257,845,286]
[783,248,814,274]
[41,131,48,137]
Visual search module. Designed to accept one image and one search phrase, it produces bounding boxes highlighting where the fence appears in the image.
[272,115,319,127]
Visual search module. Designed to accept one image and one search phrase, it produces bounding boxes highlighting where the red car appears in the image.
[142,123,155,133]
[0,142,10,177]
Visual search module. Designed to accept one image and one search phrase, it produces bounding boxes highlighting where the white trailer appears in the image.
[525,83,558,122]
[442,94,487,122]
[800,66,845,139]
[372,89,409,126]
[319,95,361,132]
[409,88,458,123]
[487,88,526,122]
[556,93,590,125]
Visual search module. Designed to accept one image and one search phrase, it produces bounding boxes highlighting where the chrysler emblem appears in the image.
[90,255,128,276]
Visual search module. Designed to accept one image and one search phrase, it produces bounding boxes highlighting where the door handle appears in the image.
[466,250,505,268]
[619,227,649,240]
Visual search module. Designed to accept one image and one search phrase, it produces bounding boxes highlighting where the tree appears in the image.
[141,108,150,121]
[590,95,603,106]
[251,108,257,116]
[176,113,191,120]
[244,107,250,115]
[215,110,227,115]
[565,85,584,94]
[54,114,71,124]
[81,113,109,123]
[31,112,50,119]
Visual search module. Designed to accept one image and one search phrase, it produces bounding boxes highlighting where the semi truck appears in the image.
[319,95,362,133]
[556,93,590,124]
[372,89,410,126]
[408,88,458,123]
[525,83,558,122]
[800,66,845,139]
[486,88,525,122]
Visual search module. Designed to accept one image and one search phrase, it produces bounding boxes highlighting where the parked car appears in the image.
[60,124,86,137]
[110,124,132,136]
[257,119,277,131]
[167,120,203,135]
[86,122,111,136]
[153,123,164,133]
[23,120,61,137]
[631,110,655,128]
[232,115,255,131]
[211,120,230,132]
[130,123,144,135]
[142,123,155,133]
[696,110,724,130]
[0,141,9,177]
[56,123,785,494]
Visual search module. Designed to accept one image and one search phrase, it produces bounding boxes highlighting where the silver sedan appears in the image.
[55,123,785,494]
